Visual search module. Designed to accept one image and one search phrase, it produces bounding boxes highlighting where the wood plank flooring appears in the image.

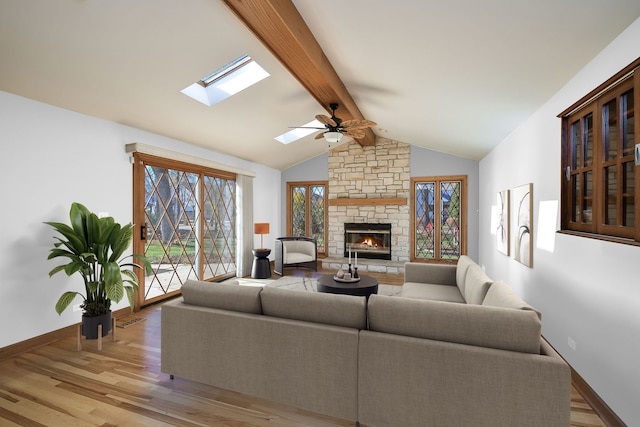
[0,268,607,426]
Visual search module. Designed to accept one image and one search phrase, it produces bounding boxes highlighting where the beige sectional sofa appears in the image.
[161,256,570,427]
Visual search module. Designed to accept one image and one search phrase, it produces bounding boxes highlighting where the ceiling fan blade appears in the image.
[314,132,326,140]
[289,126,325,129]
[343,130,365,139]
[315,114,337,127]
[341,119,377,130]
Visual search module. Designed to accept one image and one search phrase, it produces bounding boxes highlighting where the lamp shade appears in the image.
[254,223,270,249]
[324,131,343,143]
[254,223,270,235]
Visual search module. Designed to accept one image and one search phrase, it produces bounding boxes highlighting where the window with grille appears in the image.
[560,58,640,244]
[286,181,327,254]
[411,176,467,262]
[133,153,237,307]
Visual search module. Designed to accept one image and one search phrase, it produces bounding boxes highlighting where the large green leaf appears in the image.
[86,213,102,248]
[110,224,133,262]
[44,222,85,255]
[121,269,140,290]
[63,260,86,276]
[47,247,78,261]
[69,203,90,248]
[120,253,152,275]
[55,291,82,315]
[103,261,124,302]
[48,264,69,277]
[125,286,136,311]
[98,216,116,245]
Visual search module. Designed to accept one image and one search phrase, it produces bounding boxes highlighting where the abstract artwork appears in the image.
[513,183,533,267]
[496,190,509,255]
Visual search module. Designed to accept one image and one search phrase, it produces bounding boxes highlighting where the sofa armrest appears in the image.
[404,262,457,286]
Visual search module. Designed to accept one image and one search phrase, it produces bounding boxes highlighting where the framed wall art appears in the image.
[496,189,509,255]
[513,183,533,267]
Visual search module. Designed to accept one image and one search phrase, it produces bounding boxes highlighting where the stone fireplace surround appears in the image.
[321,137,410,275]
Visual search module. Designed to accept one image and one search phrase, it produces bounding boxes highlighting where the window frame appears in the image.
[559,58,640,245]
[285,181,328,255]
[410,175,468,263]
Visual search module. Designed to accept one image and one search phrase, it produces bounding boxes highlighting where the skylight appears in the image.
[181,54,269,106]
[275,119,324,144]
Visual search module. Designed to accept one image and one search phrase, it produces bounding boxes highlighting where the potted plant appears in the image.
[45,202,151,339]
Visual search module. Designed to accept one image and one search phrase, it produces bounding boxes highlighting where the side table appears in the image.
[252,248,271,279]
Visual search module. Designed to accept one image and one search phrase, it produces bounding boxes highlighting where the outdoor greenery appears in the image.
[144,236,235,264]
[415,223,460,260]
[45,202,151,316]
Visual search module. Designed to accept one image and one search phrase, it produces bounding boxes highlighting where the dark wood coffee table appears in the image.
[317,274,378,299]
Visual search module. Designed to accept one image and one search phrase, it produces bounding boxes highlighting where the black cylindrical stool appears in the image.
[251,248,271,279]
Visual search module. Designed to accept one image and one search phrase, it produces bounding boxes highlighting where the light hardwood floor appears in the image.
[0,268,606,426]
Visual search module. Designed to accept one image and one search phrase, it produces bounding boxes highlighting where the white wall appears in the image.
[479,17,640,425]
[0,90,281,348]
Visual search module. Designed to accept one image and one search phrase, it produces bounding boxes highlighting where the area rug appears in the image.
[264,275,403,297]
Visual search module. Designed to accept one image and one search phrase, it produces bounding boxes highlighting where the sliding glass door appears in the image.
[133,153,237,307]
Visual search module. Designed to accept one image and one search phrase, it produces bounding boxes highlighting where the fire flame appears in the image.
[362,238,375,247]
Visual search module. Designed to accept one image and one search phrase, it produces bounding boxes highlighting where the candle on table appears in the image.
[355,251,357,267]
[349,246,351,264]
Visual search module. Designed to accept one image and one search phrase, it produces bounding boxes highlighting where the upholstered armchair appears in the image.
[274,237,318,275]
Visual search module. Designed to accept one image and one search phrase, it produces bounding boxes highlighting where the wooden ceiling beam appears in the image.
[221,0,376,146]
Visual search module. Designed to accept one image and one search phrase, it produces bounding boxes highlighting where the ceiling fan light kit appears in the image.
[324,131,343,143]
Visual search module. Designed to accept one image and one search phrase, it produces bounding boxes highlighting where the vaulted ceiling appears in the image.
[1,1,639,170]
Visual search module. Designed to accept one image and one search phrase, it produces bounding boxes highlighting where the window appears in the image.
[286,181,328,254]
[560,58,640,243]
[133,152,237,307]
[411,175,467,262]
[181,54,269,107]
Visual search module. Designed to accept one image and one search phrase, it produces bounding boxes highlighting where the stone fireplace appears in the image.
[344,223,392,260]
[325,137,411,272]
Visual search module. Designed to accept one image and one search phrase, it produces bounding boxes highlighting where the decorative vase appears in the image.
[82,311,112,339]
[336,268,345,278]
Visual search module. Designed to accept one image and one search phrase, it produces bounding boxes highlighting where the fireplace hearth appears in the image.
[344,223,392,260]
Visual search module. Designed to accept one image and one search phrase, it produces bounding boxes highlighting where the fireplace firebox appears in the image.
[344,223,392,260]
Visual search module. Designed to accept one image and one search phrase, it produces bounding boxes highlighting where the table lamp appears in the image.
[254,223,270,249]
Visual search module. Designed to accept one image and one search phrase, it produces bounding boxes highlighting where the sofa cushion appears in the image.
[284,252,314,263]
[455,255,475,295]
[181,280,262,314]
[400,282,465,303]
[283,240,315,257]
[462,264,492,304]
[261,286,367,329]
[367,294,542,354]
[482,280,541,320]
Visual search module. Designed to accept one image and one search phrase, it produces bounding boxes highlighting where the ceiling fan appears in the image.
[294,103,377,143]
